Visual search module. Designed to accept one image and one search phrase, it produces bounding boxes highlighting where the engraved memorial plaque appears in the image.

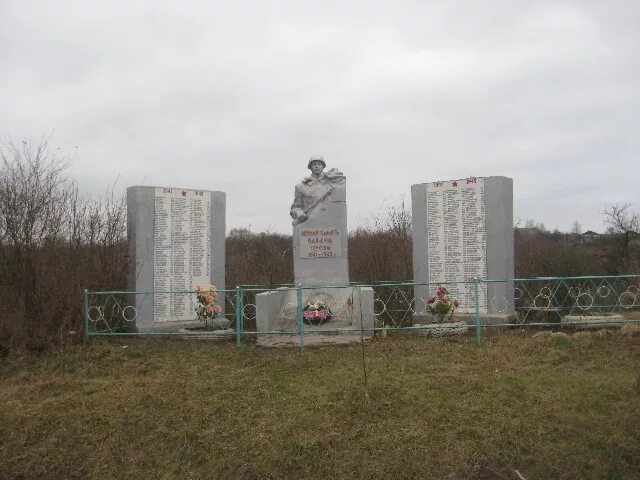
[299,227,342,258]
[425,178,487,313]
[153,187,212,322]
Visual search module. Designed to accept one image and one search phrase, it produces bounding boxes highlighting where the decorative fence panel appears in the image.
[84,275,640,346]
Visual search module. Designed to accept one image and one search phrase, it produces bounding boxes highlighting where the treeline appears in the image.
[1,140,638,353]
[226,202,413,287]
[228,213,639,286]
[515,218,640,278]
[0,141,128,354]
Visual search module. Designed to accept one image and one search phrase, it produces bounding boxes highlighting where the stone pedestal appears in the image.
[255,286,374,345]
[256,158,374,344]
[411,176,514,321]
[293,186,349,287]
[127,186,226,332]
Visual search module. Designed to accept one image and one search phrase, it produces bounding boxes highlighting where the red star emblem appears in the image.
[181,191,187,196]
[452,181,458,187]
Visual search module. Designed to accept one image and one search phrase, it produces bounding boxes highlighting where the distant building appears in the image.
[580,230,599,244]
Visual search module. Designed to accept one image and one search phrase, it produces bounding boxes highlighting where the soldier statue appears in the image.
[290,155,345,226]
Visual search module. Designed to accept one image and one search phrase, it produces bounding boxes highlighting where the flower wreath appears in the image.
[302,300,333,325]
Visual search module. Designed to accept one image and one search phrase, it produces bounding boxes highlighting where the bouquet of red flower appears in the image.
[427,286,460,321]
[302,300,332,325]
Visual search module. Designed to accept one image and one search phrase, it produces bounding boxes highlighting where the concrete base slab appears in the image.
[412,313,514,326]
[256,333,371,347]
[177,327,235,341]
[413,321,468,336]
[137,317,231,334]
[256,286,374,341]
[561,314,625,329]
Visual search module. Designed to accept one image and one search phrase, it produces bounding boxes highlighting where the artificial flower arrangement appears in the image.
[427,286,460,321]
[302,300,332,324]
[195,284,222,326]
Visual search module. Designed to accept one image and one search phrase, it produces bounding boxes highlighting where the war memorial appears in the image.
[254,155,375,345]
[124,155,517,342]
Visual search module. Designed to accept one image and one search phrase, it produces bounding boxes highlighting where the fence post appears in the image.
[474,278,482,346]
[83,289,89,339]
[235,286,243,346]
[296,284,305,349]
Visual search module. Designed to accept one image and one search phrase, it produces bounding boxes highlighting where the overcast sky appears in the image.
[2,1,638,234]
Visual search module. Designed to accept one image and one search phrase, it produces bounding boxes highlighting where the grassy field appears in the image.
[1,329,639,480]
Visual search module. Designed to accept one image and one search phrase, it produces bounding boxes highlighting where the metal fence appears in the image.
[84,275,640,346]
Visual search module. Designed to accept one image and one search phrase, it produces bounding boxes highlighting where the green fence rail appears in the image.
[83,275,640,346]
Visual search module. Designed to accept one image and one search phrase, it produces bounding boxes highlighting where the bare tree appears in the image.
[226,227,293,288]
[0,140,72,338]
[524,218,547,232]
[0,139,128,352]
[0,140,71,248]
[571,220,582,235]
[603,203,639,272]
[349,199,412,282]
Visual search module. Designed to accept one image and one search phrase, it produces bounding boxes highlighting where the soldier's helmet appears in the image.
[307,154,326,169]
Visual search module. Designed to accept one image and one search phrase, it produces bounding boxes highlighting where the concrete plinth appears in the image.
[293,187,348,287]
[257,333,372,347]
[256,287,375,340]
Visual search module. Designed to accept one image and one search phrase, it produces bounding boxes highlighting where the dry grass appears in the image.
[1,331,639,479]
[623,310,640,320]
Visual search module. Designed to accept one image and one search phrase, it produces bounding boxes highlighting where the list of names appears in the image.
[426,178,487,313]
[153,187,212,322]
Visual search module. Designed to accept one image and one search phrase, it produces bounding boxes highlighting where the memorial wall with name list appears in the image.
[153,187,212,322]
[413,175,514,319]
[128,185,225,332]
[425,177,487,313]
